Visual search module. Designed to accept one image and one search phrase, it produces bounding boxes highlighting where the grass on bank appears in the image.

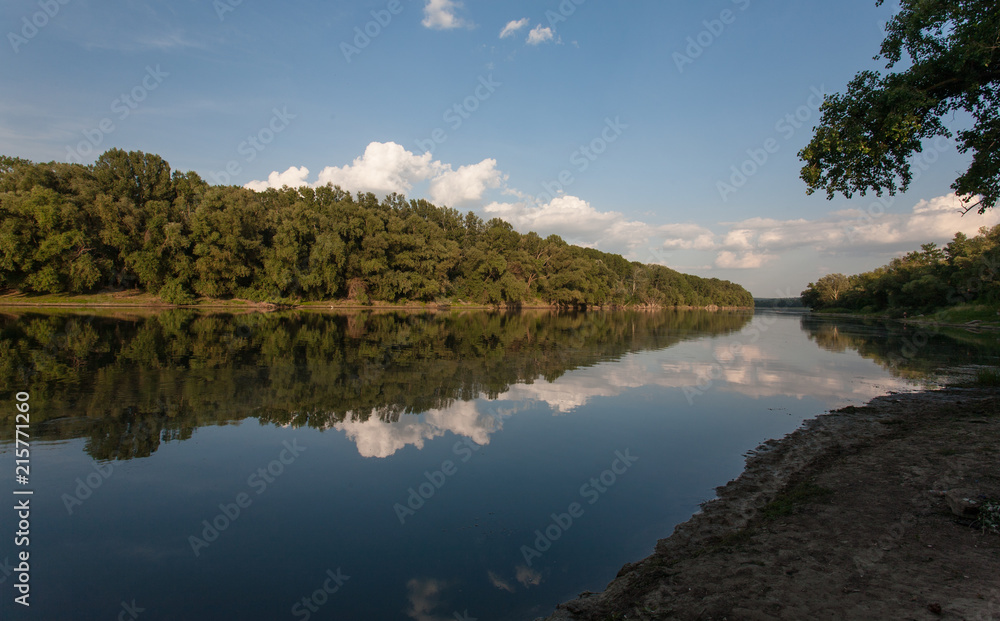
[761,481,834,520]
[0,291,573,311]
[1,290,752,312]
[930,304,1000,325]
[972,368,1000,386]
[977,499,1000,534]
[0,290,272,308]
[812,303,1000,325]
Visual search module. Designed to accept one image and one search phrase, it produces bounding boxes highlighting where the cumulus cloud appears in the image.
[316,141,442,196]
[843,194,997,248]
[484,195,655,251]
[526,25,555,45]
[243,166,310,192]
[711,194,999,255]
[486,192,995,265]
[429,159,504,206]
[719,229,757,251]
[690,195,997,270]
[499,18,529,39]
[422,0,469,29]
[246,141,501,206]
[714,250,778,269]
[659,223,716,251]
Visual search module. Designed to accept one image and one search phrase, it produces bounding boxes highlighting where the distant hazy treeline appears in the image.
[0,150,753,308]
[753,298,805,308]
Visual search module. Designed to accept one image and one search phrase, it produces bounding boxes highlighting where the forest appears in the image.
[800,225,1000,314]
[0,149,753,308]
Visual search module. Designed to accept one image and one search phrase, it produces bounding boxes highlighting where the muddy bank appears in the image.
[543,387,1000,620]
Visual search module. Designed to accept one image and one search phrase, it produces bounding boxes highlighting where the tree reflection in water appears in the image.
[0,309,753,460]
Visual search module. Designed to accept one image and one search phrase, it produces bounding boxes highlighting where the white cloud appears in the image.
[246,142,501,206]
[720,228,756,251]
[499,18,529,39]
[712,194,999,254]
[316,142,442,195]
[484,195,655,251]
[526,25,555,45]
[632,194,997,275]
[422,0,469,30]
[429,159,504,206]
[659,223,716,251]
[243,166,310,192]
[501,375,621,414]
[334,400,497,458]
[847,194,995,248]
[714,250,778,269]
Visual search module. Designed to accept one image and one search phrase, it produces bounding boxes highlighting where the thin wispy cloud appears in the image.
[499,18,529,39]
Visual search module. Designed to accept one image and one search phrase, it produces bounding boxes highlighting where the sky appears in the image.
[2,0,998,296]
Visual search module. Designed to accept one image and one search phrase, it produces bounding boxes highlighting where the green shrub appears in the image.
[159,280,195,305]
[976,499,1000,534]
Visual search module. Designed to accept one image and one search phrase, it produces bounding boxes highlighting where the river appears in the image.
[0,309,997,620]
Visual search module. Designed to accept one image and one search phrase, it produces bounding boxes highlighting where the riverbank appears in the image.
[0,291,751,312]
[809,303,1000,331]
[543,385,1000,620]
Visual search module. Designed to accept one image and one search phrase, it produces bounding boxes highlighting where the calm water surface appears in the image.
[1,309,997,620]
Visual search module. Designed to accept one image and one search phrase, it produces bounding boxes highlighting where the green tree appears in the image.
[800,0,1000,213]
[94,149,176,207]
[189,186,265,298]
[803,273,851,307]
[0,150,756,308]
[0,159,108,293]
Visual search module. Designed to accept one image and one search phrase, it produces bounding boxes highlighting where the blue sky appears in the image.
[3,0,997,295]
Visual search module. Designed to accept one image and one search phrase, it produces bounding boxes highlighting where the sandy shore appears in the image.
[542,387,1000,620]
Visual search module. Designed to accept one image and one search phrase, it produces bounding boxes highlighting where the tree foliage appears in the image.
[0,150,754,308]
[800,226,1000,312]
[799,0,1000,213]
